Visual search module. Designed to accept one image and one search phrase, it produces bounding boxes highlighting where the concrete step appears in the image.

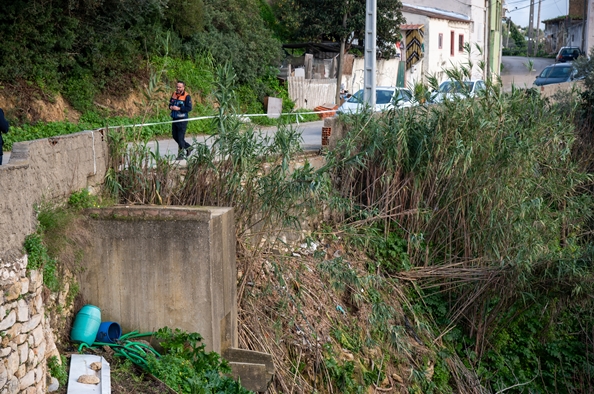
[223,348,274,393]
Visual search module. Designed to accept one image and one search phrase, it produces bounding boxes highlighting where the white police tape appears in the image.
[97,109,337,131]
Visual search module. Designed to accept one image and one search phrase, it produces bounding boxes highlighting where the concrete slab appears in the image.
[67,354,110,394]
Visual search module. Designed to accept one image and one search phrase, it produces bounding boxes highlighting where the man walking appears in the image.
[169,81,193,160]
[0,108,9,165]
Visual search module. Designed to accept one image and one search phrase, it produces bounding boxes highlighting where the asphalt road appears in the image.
[144,119,324,161]
[1,119,325,164]
[500,56,556,91]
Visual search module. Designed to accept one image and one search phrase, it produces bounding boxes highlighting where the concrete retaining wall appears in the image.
[80,206,237,353]
[0,130,109,267]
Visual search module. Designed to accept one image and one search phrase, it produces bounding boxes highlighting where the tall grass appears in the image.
[104,58,594,392]
[326,67,594,391]
[106,63,329,245]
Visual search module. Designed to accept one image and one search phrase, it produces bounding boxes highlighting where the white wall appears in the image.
[402,13,474,84]
[404,0,487,78]
[341,58,401,94]
[568,23,584,48]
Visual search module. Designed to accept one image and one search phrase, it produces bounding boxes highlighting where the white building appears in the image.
[401,4,476,85]
[400,0,503,85]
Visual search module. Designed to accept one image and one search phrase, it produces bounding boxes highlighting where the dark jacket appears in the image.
[169,92,192,120]
[0,108,8,152]
[0,109,8,134]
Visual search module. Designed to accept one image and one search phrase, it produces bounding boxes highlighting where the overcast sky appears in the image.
[506,0,569,29]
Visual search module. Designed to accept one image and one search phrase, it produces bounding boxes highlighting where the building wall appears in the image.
[569,0,584,16]
[403,0,487,79]
[568,22,585,47]
[403,13,473,84]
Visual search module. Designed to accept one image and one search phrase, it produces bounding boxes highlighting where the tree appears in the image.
[183,0,283,85]
[502,20,526,56]
[272,0,404,58]
[272,0,403,102]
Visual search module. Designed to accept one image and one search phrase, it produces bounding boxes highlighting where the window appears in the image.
[458,34,464,52]
[450,31,455,56]
[438,33,443,49]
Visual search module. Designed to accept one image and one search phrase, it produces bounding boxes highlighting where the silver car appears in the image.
[431,80,486,103]
[337,87,415,114]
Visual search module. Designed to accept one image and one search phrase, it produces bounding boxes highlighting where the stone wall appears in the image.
[0,267,58,394]
[0,130,109,393]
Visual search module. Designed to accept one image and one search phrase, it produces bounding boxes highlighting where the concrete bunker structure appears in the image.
[80,205,273,392]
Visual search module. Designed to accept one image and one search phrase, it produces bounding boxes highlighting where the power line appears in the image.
[508,0,563,12]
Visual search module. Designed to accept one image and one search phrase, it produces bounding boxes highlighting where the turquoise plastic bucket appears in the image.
[70,305,101,346]
[95,321,122,343]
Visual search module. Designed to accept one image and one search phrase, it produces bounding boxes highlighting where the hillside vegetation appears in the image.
[80,58,594,392]
[7,0,594,391]
[0,0,285,126]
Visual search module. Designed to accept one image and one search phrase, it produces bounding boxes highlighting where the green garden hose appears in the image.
[78,331,160,369]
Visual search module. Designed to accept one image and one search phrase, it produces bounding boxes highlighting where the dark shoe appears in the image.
[176,152,185,160]
[186,146,194,157]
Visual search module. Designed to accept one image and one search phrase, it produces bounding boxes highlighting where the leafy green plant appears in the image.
[23,232,59,291]
[47,355,68,386]
[323,349,364,394]
[146,327,253,394]
[63,71,98,113]
[68,189,101,210]
[368,228,411,273]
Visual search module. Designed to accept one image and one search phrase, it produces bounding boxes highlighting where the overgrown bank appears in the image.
[27,55,594,392]
[89,57,594,392]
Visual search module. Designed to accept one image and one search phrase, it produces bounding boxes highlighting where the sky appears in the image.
[506,0,569,29]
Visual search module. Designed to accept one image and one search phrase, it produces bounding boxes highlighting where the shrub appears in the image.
[47,355,68,386]
[146,327,253,394]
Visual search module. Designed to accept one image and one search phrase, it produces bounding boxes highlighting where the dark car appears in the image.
[533,63,583,86]
[556,46,583,62]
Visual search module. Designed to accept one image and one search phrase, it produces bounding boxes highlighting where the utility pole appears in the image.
[535,0,541,56]
[506,17,511,49]
[335,12,347,105]
[363,0,376,108]
[581,0,587,52]
[527,0,535,56]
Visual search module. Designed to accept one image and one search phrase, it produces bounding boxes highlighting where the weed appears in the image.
[47,355,68,386]
[68,189,101,210]
[146,327,253,393]
[323,348,364,394]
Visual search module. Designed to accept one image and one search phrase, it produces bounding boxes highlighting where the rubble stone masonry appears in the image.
[0,265,59,394]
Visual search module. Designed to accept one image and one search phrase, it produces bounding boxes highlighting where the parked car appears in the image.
[430,79,486,103]
[336,87,415,114]
[533,63,583,86]
[555,46,583,63]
